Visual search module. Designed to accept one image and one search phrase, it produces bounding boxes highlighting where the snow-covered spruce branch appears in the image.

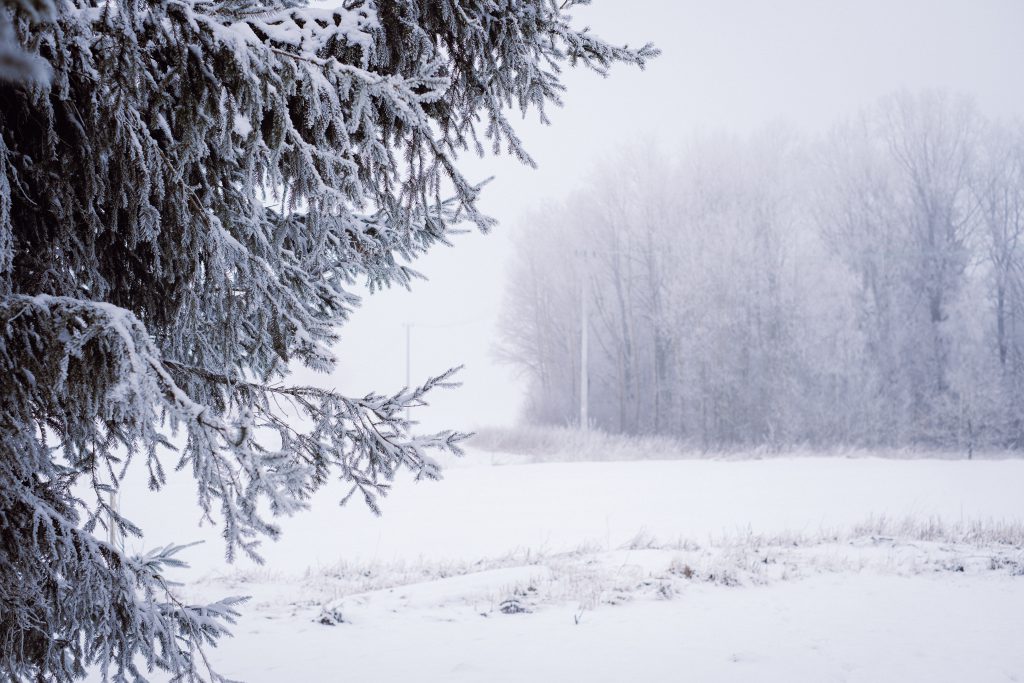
[3,294,466,559]
[0,474,247,683]
[0,292,465,679]
[162,356,469,517]
[1,0,653,679]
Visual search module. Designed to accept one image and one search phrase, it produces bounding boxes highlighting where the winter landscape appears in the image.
[3,0,1024,682]
[89,444,1024,682]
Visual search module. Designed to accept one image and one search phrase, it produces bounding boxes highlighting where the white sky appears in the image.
[310,0,1024,434]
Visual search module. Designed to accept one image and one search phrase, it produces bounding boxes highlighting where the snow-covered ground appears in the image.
[200,570,1024,682]
[101,451,1024,681]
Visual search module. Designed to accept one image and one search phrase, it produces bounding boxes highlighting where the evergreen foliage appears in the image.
[0,0,655,680]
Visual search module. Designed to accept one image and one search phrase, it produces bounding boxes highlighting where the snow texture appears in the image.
[88,452,1024,682]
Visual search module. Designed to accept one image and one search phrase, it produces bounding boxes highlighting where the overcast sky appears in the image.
[315,0,1024,435]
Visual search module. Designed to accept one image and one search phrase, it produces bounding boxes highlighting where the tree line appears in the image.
[499,91,1024,452]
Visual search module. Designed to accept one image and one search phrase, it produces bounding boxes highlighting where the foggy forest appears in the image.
[1,1,1022,682]
[502,91,1024,452]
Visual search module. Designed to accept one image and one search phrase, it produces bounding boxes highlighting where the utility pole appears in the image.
[404,322,412,424]
[108,486,121,550]
[579,250,589,430]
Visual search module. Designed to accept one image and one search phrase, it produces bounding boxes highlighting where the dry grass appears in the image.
[192,516,1024,622]
[468,424,1023,462]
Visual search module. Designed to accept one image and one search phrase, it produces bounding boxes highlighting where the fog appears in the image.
[9,1,1024,680]
[323,0,1024,435]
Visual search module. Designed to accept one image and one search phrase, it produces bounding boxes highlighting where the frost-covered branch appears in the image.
[0,0,653,679]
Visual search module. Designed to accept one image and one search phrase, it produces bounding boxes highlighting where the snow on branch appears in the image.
[0,0,653,679]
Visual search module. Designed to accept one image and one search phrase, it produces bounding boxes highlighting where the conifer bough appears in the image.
[0,0,655,680]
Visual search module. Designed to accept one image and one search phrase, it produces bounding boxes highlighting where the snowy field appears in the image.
[99,451,1024,682]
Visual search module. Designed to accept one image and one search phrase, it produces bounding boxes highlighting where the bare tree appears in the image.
[498,93,1024,452]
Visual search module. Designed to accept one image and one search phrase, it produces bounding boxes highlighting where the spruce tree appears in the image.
[0,0,656,680]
